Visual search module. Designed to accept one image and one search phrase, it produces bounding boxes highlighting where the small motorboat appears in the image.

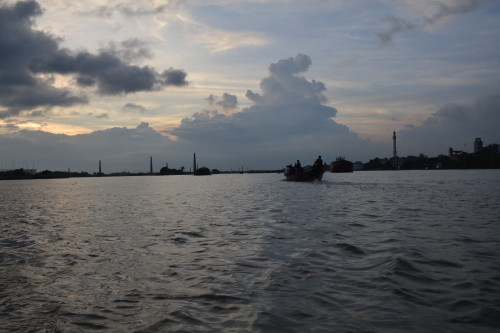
[284,166,323,182]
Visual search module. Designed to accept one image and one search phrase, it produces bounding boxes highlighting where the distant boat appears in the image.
[284,166,323,182]
[330,157,353,173]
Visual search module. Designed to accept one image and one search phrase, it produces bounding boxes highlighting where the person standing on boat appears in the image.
[284,164,294,176]
[313,155,324,178]
[313,156,323,170]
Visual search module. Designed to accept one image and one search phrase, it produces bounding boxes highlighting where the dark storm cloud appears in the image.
[160,68,189,87]
[0,1,187,117]
[30,47,188,95]
[0,0,87,117]
[377,16,415,46]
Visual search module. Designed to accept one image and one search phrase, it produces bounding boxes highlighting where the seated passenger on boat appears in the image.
[284,164,295,176]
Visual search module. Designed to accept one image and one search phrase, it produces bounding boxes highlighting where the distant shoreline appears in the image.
[2,167,499,181]
[0,169,283,181]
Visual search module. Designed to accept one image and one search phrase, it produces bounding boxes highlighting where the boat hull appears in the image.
[285,170,323,182]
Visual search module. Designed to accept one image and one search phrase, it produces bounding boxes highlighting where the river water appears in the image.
[1,170,499,332]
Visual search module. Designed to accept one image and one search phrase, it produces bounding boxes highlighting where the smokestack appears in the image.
[393,130,397,158]
[193,153,197,174]
[150,156,153,175]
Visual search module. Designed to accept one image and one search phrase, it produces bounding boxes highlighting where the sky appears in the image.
[1,0,499,172]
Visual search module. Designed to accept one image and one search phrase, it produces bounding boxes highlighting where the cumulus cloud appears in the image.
[169,54,374,167]
[205,93,239,113]
[0,0,188,118]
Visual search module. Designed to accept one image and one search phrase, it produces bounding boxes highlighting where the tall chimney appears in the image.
[393,130,397,158]
[193,153,197,174]
[150,156,153,175]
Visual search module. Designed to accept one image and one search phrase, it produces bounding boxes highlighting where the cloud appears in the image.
[377,16,415,46]
[0,123,20,133]
[206,93,239,113]
[96,113,109,119]
[5,52,497,171]
[400,93,500,155]
[0,1,187,118]
[196,28,271,53]
[0,123,177,172]
[29,46,188,95]
[169,54,375,167]
[426,0,493,24]
[160,68,189,87]
[105,39,153,63]
[0,0,87,117]
[87,1,184,18]
[377,0,493,45]
[217,93,238,111]
[122,103,147,113]
[0,54,379,171]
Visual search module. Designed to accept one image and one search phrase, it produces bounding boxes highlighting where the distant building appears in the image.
[474,137,483,153]
[448,147,463,158]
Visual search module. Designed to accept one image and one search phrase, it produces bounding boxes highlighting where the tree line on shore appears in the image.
[363,144,500,170]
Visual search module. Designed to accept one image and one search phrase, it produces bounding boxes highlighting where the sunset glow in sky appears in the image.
[1,0,499,172]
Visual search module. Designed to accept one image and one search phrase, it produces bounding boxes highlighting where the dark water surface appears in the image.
[1,170,500,332]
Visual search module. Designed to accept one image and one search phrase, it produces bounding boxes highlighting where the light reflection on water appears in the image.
[1,170,500,332]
